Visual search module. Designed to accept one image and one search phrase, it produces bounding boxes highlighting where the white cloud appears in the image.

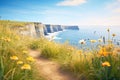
[56,0,87,6]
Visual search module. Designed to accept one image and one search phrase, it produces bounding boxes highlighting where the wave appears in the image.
[45,31,63,41]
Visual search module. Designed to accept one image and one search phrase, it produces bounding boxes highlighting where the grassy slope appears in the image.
[0,20,45,80]
[1,20,120,80]
[29,29,120,80]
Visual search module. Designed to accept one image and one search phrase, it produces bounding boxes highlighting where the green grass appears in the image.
[0,21,45,80]
[1,20,120,80]
[29,29,120,80]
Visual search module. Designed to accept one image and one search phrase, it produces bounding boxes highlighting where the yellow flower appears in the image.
[23,50,28,54]
[21,64,31,70]
[112,34,116,37]
[26,56,35,62]
[10,56,18,60]
[3,37,11,42]
[6,38,11,42]
[17,61,23,65]
[98,47,108,56]
[90,40,97,43]
[102,61,111,67]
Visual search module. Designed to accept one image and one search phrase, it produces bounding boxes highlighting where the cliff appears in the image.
[63,25,79,30]
[45,24,54,33]
[19,22,79,38]
[19,22,44,38]
[52,25,63,32]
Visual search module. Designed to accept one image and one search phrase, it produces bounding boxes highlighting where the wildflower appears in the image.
[21,64,31,70]
[6,38,11,42]
[90,40,97,43]
[2,37,11,42]
[17,61,23,65]
[112,34,116,37]
[23,50,28,54]
[106,45,113,50]
[98,47,108,56]
[10,56,18,60]
[98,39,103,42]
[26,56,35,62]
[79,39,86,44]
[102,61,111,67]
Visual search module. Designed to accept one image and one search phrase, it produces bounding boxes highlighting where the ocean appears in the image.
[47,26,120,48]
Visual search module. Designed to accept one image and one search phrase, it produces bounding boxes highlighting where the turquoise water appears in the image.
[54,26,120,48]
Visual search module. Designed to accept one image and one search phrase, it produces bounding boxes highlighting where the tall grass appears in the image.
[0,21,45,80]
[30,28,120,80]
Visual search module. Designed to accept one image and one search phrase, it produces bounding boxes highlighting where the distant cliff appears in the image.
[63,25,79,30]
[19,22,79,38]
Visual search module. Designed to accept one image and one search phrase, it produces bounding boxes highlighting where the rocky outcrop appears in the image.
[19,23,44,38]
[52,25,63,32]
[45,24,54,33]
[52,25,58,32]
[57,25,63,31]
[19,22,79,38]
[43,25,48,35]
[34,22,44,37]
[19,23,37,38]
[44,24,63,33]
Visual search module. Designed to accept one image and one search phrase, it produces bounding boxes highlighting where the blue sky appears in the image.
[0,0,120,25]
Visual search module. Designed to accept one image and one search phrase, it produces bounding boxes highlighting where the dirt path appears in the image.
[29,50,76,80]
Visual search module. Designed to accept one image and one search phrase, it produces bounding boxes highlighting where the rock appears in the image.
[45,24,54,33]
[19,22,79,38]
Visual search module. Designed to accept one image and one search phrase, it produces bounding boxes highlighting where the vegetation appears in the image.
[0,20,45,80]
[0,20,120,80]
[30,28,120,80]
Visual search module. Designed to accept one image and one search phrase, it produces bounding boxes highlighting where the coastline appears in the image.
[45,30,64,41]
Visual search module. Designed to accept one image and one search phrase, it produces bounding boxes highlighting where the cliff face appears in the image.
[19,22,79,38]
[44,24,63,34]
[20,23,37,38]
[34,22,44,37]
[63,26,79,30]
[45,24,54,33]
[52,25,63,32]
[43,25,48,35]
[20,23,44,38]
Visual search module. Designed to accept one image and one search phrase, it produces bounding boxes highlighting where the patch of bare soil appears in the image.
[29,50,77,80]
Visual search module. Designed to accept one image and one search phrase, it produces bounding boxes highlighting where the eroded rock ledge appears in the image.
[19,22,79,38]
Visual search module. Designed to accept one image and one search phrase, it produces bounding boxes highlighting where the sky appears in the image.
[0,0,120,26]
